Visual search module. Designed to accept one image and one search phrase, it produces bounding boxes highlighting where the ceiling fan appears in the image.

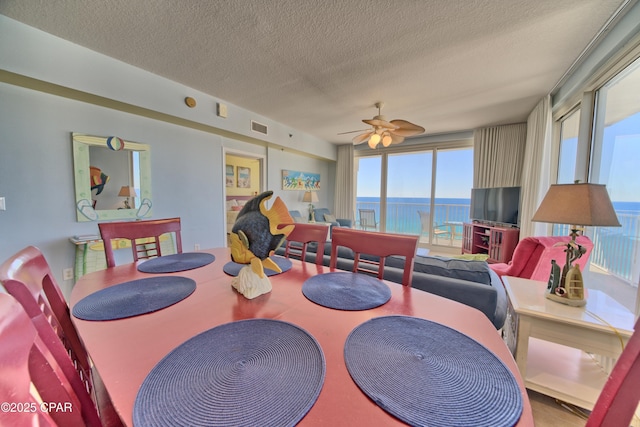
[340,102,425,149]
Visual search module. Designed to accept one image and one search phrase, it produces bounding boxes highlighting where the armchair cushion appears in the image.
[490,235,594,282]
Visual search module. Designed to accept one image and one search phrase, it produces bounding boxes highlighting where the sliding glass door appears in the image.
[355,143,473,248]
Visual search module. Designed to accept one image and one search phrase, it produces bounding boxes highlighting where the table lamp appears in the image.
[118,186,137,209]
[302,191,319,221]
[531,182,620,306]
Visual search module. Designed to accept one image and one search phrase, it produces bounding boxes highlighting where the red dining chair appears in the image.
[283,223,329,265]
[585,316,640,427]
[98,217,183,267]
[0,293,101,427]
[0,246,123,426]
[330,227,419,286]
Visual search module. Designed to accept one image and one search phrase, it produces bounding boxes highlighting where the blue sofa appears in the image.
[312,208,353,228]
[275,241,507,329]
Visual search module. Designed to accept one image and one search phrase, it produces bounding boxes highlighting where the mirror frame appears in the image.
[72,133,152,222]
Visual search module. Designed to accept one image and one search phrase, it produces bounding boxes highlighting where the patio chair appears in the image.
[330,227,419,286]
[418,210,451,244]
[0,293,103,426]
[358,209,378,231]
[283,223,329,265]
[585,316,640,426]
[0,246,123,426]
[98,217,183,267]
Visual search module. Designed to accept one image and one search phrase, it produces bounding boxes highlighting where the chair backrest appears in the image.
[284,223,329,265]
[0,246,92,388]
[417,210,429,233]
[586,317,640,427]
[0,293,102,427]
[98,217,183,267]
[330,227,419,286]
[359,209,377,230]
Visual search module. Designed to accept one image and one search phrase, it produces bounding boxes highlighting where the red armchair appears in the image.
[489,236,594,282]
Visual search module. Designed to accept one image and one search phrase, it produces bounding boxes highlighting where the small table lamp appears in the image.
[532,182,620,306]
[302,191,319,222]
[118,186,137,209]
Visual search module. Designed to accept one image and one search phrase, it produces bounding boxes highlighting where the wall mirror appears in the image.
[72,133,152,222]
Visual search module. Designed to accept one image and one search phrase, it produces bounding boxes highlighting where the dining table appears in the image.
[70,247,534,426]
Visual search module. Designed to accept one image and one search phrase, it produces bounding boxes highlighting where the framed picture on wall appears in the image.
[282,169,321,191]
[237,166,251,188]
[225,164,234,187]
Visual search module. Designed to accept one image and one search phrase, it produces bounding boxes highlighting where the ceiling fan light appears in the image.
[382,134,392,147]
[368,134,381,148]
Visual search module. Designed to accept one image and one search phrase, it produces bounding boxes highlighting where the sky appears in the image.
[357,148,474,199]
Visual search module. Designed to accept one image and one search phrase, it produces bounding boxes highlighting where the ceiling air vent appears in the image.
[251,121,268,135]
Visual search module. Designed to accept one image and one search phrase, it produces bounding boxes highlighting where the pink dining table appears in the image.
[70,247,534,426]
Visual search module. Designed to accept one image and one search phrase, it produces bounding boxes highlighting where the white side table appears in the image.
[502,276,637,415]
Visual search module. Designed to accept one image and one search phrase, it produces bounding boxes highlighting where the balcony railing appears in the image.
[357,200,640,287]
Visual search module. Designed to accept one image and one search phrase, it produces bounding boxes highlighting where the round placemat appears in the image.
[133,319,325,427]
[302,272,391,310]
[72,276,196,321]
[223,255,292,276]
[137,252,215,273]
[344,316,523,427]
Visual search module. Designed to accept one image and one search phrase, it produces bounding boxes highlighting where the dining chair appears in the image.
[98,217,183,267]
[330,227,419,286]
[0,246,123,426]
[283,223,329,265]
[0,293,103,427]
[585,316,640,427]
[358,209,378,231]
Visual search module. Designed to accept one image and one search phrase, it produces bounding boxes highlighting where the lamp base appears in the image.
[545,292,586,307]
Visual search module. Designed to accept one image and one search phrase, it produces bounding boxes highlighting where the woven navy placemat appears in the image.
[137,252,215,273]
[72,276,196,321]
[344,316,523,427]
[223,255,292,276]
[133,319,325,427]
[302,272,391,310]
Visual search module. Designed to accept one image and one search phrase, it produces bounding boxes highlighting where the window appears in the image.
[355,143,473,248]
[556,55,640,314]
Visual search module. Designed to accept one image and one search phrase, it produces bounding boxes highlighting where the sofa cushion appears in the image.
[412,256,492,285]
[323,214,337,223]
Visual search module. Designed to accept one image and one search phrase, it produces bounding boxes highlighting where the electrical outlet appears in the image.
[194,244,201,251]
[62,268,74,281]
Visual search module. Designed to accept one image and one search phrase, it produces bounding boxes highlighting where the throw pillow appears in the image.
[323,214,337,223]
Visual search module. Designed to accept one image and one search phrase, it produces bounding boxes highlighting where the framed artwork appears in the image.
[225,164,234,187]
[237,166,251,188]
[282,169,321,191]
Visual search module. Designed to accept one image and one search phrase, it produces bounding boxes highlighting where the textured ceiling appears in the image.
[0,0,630,144]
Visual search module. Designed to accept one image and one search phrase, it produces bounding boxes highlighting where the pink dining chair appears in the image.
[0,293,102,427]
[585,316,640,427]
[98,217,183,267]
[330,227,419,286]
[0,245,123,426]
[283,223,329,265]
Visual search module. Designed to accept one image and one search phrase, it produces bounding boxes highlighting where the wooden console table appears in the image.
[462,222,519,263]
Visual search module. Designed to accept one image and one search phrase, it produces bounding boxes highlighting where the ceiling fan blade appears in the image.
[352,132,373,145]
[363,118,397,129]
[338,128,370,135]
[389,120,425,137]
[390,134,405,145]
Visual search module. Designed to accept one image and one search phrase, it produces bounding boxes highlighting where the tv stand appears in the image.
[462,222,519,263]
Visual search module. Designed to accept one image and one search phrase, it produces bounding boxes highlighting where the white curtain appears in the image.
[519,95,553,238]
[334,144,355,221]
[473,123,527,188]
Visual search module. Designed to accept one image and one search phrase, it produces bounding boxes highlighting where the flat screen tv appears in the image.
[470,186,521,226]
